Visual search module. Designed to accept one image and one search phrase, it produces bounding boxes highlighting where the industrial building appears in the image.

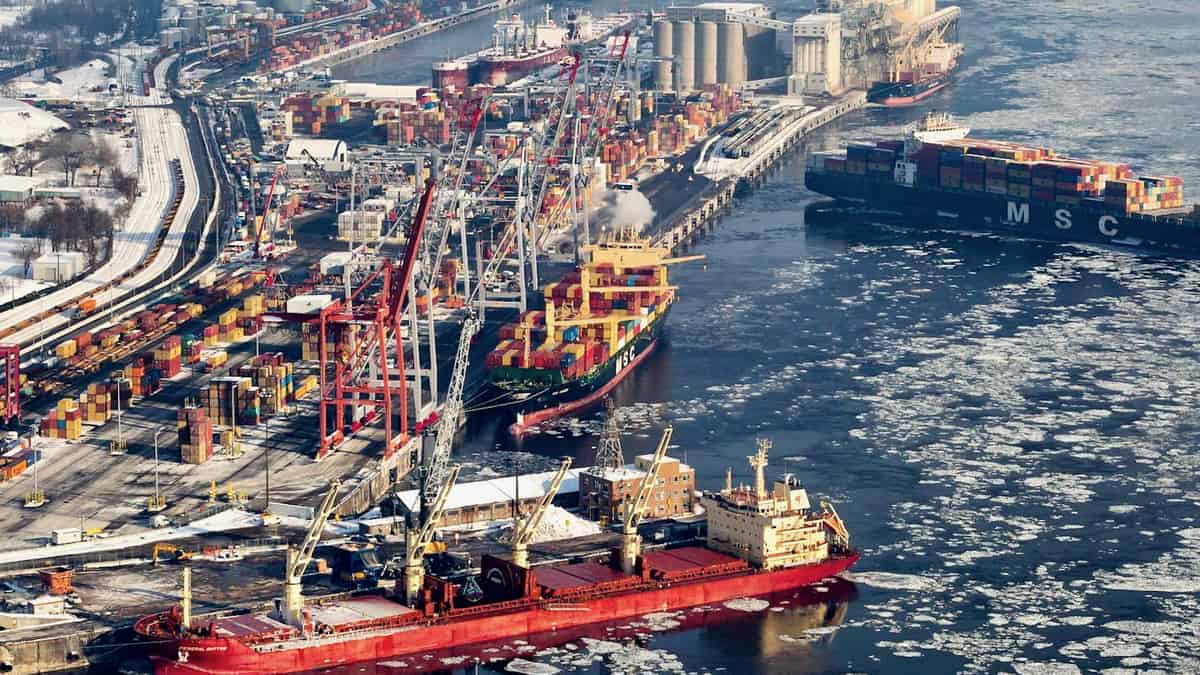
[654,3,779,92]
[32,251,87,283]
[284,138,348,176]
[387,468,584,529]
[0,175,43,203]
[653,0,960,97]
[578,453,697,524]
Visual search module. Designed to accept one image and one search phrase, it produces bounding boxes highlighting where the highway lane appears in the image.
[0,56,201,348]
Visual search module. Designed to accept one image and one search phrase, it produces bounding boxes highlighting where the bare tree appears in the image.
[111,166,138,201]
[5,145,39,177]
[43,132,94,187]
[89,137,118,187]
[17,240,41,277]
[78,203,113,265]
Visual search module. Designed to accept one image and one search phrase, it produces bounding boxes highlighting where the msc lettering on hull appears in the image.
[1005,201,1121,238]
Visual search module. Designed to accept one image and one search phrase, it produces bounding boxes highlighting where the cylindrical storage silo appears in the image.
[717,21,745,88]
[672,20,695,93]
[696,21,718,87]
[653,20,673,91]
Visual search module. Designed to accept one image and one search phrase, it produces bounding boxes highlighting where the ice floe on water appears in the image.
[722,597,770,612]
[505,659,560,675]
[845,572,943,592]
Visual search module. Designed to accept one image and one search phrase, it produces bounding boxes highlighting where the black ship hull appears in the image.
[805,171,1200,254]
[488,308,667,434]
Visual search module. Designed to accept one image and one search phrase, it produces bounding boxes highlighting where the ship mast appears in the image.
[749,438,770,500]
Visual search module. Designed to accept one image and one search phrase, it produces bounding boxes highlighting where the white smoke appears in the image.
[589,187,656,233]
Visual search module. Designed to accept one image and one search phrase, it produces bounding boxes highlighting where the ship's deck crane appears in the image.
[281,480,340,628]
[619,425,673,574]
[405,463,461,607]
[512,458,572,568]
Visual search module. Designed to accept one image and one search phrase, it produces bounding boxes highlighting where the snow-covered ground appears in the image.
[0,235,51,304]
[0,97,68,148]
[0,4,30,29]
[10,59,116,104]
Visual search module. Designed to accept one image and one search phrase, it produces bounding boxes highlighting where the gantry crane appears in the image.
[618,425,673,574]
[281,480,341,628]
[274,181,436,459]
[404,463,460,606]
[512,458,572,568]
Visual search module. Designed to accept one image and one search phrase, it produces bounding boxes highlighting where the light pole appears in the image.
[25,417,44,508]
[150,425,166,511]
[111,377,127,455]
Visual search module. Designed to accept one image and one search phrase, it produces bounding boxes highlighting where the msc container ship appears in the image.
[806,113,1200,252]
[485,229,702,435]
[135,448,859,674]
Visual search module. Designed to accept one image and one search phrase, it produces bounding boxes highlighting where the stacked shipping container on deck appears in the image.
[820,138,1185,214]
[485,259,668,384]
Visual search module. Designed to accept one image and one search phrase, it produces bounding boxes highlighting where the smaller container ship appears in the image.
[868,40,963,107]
[135,442,859,674]
[433,7,637,89]
[805,117,1200,252]
[485,228,703,435]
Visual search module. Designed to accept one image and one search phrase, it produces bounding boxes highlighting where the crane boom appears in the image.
[512,458,572,568]
[282,480,341,628]
[254,166,286,259]
[619,425,673,574]
[405,464,461,606]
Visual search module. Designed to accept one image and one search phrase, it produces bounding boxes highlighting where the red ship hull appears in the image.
[149,553,859,674]
[477,47,568,85]
[880,79,949,107]
[508,337,659,436]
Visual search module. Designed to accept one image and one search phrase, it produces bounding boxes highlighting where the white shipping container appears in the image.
[286,294,333,315]
[51,528,82,545]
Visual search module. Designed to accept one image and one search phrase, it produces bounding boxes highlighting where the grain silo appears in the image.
[696,21,718,86]
[671,20,696,92]
[652,20,674,91]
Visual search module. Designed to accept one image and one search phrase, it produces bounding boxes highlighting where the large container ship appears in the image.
[433,7,636,89]
[135,448,859,674]
[805,115,1200,252]
[485,229,702,435]
[868,41,963,107]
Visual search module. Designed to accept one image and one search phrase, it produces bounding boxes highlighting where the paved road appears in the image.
[0,56,200,349]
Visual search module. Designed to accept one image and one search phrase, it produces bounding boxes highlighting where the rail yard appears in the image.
[0,0,964,672]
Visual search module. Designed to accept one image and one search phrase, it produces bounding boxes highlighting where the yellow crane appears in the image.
[618,425,673,575]
[512,458,573,568]
[404,464,461,607]
[281,480,341,628]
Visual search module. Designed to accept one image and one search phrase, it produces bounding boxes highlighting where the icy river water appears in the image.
[334,0,1200,672]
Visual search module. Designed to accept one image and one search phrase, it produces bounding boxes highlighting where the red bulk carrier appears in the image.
[135,441,858,674]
